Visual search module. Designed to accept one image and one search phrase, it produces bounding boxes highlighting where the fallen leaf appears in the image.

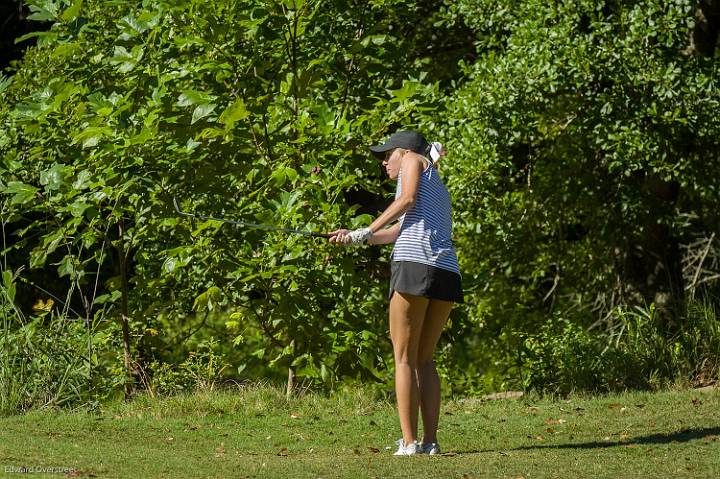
[481,391,524,401]
[353,448,361,455]
[545,418,566,425]
[608,403,622,409]
[528,407,540,415]
[691,397,702,406]
[277,447,288,456]
[369,420,377,426]
[546,428,555,433]
[368,447,380,453]
[165,436,174,443]
[33,298,54,312]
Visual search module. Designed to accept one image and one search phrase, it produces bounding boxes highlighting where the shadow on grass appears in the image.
[457,427,720,454]
[524,426,720,449]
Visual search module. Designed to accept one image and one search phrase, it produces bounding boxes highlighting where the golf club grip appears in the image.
[311,232,333,238]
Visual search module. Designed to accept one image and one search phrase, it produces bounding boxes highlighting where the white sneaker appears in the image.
[419,441,441,455]
[393,439,419,456]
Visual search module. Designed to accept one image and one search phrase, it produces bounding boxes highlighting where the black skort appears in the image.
[389,261,464,303]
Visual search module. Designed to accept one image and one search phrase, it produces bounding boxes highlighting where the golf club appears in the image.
[173,197,332,238]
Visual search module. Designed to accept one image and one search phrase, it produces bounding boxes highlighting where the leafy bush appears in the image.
[421,0,720,392]
[2,0,719,405]
[1,269,123,414]
[0,0,470,397]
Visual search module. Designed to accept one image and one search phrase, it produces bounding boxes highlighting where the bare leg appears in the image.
[416,299,453,444]
[389,292,429,446]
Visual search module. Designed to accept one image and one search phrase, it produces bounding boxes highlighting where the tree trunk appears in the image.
[117,218,134,401]
[623,174,685,329]
[286,339,296,399]
[286,366,295,399]
[687,0,720,57]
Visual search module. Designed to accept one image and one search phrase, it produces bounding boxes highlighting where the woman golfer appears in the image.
[329,130,463,456]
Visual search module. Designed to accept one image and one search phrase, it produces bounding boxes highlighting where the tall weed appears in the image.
[0,269,120,415]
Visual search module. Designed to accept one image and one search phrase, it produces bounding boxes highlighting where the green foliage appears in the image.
[2,0,719,405]
[422,0,720,392]
[609,296,720,388]
[506,295,720,395]
[518,318,609,394]
[0,0,463,400]
[1,268,122,415]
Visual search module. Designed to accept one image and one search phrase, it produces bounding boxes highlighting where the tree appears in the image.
[1,0,473,398]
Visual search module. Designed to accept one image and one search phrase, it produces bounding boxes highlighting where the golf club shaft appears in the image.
[173,197,331,238]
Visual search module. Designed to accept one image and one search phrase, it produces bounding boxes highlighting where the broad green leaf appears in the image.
[270,167,287,187]
[191,103,217,124]
[192,286,221,311]
[109,45,144,73]
[40,163,71,191]
[218,98,249,126]
[162,257,178,274]
[177,90,216,107]
[2,181,38,205]
[389,80,418,102]
[69,200,90,217]
[61,0,84,21]
[27,3,59,21]
[93,290,121,305]
[284,167,298,182]
[72,170,93,190]
[57,255,75,278]
[73,126,112,149]
[1,270,11,288]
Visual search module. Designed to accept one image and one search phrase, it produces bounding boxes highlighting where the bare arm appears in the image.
[368,153,423,234]
[368,222,400,245]
[328,153,422,245]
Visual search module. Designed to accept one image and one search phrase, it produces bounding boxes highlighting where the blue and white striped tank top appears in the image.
[391,159,460,275]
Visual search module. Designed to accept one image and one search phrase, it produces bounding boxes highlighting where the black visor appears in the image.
[369,130,429,157]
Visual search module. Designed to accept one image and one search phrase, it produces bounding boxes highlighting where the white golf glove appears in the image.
[347,227,373,245]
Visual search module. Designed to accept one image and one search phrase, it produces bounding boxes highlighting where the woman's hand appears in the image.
[328,229,352,245]
[328,228,373,245]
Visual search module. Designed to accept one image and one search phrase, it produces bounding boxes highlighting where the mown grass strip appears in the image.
[0,386,718,478]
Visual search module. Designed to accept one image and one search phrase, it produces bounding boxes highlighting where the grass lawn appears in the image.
[1,385,719,478]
